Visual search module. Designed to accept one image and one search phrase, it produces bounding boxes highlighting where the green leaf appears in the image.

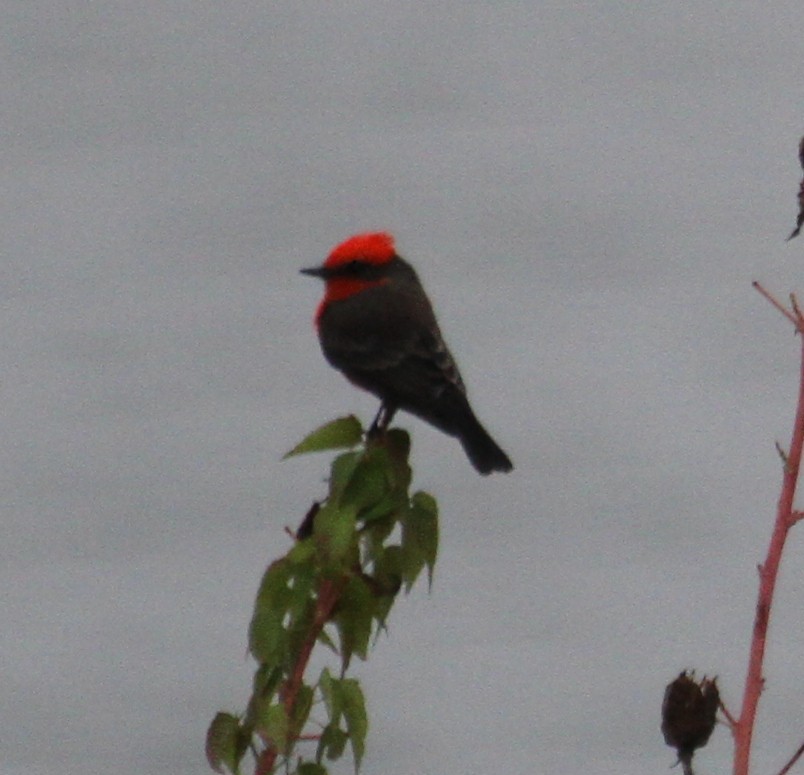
[365,547,403,631]
[284,416,364,458]
[360,512,400,571]
[328,451,361,503]
[341,452,390,513]
[313,502,357,567]
[370,545,404,590]
[317,625,339,655]
[249,559,292,664]
[297,764,328,775]
[347,449,408,526]
[318,667,341,725]
[205,712,248,774]
[286,597,316,666]
[255,703,289,752]
[333,575,375,669]
[317,724,349,762]
[358,495,400,526]
[290,683,315,736]
[286,539,316,565]
[252,663,283,696]
[287,563,317,610]
[285,561,316,620]
[340,679,368,771]
[402,491,439,590]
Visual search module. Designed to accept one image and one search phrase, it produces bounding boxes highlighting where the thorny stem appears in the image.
[733,285,804,775]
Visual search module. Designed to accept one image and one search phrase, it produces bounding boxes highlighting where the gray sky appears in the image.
[3,3,804,773]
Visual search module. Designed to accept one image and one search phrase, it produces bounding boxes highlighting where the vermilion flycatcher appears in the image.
[302,232,513,475]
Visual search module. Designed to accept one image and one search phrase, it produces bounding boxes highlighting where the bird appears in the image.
[301,232,513,475]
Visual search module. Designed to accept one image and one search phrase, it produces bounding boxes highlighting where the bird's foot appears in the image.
[367,404,397,439]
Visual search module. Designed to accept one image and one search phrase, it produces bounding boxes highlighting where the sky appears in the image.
[3,2,804,773]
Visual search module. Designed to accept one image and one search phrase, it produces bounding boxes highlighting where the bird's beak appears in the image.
[300,265,328,278]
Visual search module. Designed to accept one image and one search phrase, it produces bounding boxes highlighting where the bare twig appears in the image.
[776,738,804,775]
[733,286,804,775]
[719,699,738,730]
[776,441,791,471]
[791,293,804,323]
[753,282,800,329]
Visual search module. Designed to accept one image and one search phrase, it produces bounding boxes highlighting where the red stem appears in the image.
[254,577,343,775]
[752,281,799,327]
[720,699,738,730]
[733,289,804,775]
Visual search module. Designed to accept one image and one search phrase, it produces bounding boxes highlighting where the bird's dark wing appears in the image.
[321,316,465,400]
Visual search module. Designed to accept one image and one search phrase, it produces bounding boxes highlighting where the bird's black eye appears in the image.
[335,259,372,278]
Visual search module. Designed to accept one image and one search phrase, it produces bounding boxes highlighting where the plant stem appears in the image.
[255,577,343,775]
[733,288,804,775]
[776,738,804,775]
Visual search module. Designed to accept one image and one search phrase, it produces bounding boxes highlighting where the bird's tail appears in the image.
[458,414,513,475]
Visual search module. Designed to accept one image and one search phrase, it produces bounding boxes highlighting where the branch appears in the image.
[752,282,800,330]
[719,699,738,731]
[733,286,804,775]
[776,738,804,775]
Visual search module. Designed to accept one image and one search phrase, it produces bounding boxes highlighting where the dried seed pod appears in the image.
[661,671,719,774]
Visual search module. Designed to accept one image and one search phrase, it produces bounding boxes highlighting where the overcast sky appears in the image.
[4,3,804,774]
